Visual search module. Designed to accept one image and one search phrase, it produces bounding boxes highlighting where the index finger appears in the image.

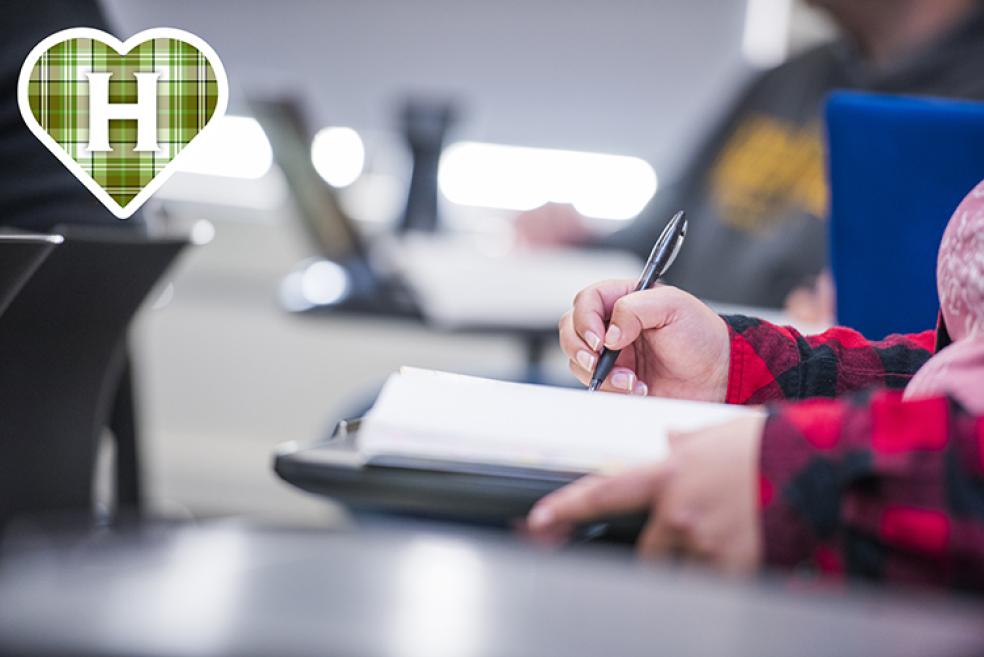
[571,279,637,351]
[528,465,667,532]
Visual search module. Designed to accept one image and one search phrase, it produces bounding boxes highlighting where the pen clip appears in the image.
[657,219,687,277]
[646,211,687,278]
[634,211,687,291]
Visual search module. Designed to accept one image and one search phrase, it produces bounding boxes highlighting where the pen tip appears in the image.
[587,380,601,392]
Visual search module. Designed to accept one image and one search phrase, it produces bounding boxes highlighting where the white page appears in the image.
[359,368,761,474]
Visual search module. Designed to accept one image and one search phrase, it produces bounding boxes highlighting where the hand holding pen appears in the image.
[589,211,688,391]
[558,211,732,401]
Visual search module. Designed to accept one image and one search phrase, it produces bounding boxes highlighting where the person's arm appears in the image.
[558,281,935,405]
[723,315,935,404]
[761,390,984,590]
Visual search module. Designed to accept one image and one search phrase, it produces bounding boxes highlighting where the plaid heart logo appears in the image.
[17,28,228,219]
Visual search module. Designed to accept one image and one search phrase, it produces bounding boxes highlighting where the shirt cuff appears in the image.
[722,315,788,405]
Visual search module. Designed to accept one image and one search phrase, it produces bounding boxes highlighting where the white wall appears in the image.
[103,0,751,181]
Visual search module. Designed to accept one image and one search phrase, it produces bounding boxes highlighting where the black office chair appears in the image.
[0,226,186,526]
[0,233,62,318]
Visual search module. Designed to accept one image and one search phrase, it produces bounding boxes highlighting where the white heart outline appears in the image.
[17,27,229,219]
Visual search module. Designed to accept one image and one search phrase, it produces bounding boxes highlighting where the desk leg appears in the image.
[523,334,548,384]
[111,349,142,517]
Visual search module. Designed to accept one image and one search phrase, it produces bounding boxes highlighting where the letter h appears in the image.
[85,71,161,152]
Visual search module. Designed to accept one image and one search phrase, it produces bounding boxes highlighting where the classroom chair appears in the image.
[826,92,984,339]
[0,233,61,318]
[0,227,186,526]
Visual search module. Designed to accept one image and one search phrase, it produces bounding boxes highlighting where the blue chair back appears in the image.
[826,92,984,338]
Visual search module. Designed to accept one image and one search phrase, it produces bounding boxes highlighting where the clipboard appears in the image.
[274,419,581,526]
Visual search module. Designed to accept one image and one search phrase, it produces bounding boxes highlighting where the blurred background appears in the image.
[92,0,836,524]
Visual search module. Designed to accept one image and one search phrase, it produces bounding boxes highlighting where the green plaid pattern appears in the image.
[27,37,219,207]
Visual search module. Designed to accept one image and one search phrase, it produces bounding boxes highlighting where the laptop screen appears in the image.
[250,98,365,262]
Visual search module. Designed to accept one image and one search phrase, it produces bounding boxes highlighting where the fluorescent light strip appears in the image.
[742,0,792,68]
[438,141,658,221]
[175,115,273,180]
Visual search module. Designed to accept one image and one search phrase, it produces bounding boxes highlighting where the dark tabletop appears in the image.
[0,522,981,657]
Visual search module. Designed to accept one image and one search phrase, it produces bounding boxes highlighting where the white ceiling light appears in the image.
[311,127,365,188]
[175,115,273,180]
[742,0,792,68]
[438,141,657,221]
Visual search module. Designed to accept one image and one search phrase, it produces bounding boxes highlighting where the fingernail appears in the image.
[528,506,554,529]
[604,324,622,347]
[576,350,596,371]
[610,370,635,391]
[632,381,648,397]
[584,331,602,351]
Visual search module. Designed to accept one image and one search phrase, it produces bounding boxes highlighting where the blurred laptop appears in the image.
[251,97,641,331]
[250,97,419,316]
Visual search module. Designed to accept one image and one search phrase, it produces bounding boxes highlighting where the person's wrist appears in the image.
[710,314,732,403]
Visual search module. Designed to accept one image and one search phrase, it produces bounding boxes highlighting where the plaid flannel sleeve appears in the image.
[759,391,984,591]
[722,315,936,404]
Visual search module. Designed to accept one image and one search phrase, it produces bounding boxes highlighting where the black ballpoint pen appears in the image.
[588,211,688,392]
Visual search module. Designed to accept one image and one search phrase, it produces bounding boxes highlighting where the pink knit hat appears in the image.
[905,179,984,413]
[937,180,984,341]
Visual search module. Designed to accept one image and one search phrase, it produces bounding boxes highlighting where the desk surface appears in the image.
[0,523,981,657]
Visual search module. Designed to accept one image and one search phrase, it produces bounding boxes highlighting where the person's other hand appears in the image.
[559,281,730,401]
[785,270,835,326]
[514,202,592,248]
[527,415,765,576]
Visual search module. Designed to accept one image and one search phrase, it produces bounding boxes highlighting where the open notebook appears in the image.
[359,368,761,475]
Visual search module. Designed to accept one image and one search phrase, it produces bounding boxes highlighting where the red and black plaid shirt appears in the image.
[723,315,984,592]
